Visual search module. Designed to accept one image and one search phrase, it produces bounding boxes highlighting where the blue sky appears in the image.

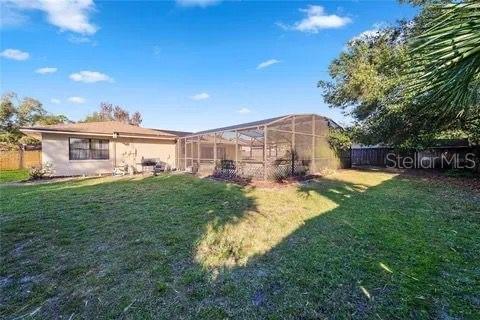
[0,0,417,132]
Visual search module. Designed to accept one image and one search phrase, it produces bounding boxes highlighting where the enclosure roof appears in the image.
[188,114,338,136]
[195,116,288,134]
[193,115,287,135]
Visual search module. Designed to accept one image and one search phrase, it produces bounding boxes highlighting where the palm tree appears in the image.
[408,1,480,130]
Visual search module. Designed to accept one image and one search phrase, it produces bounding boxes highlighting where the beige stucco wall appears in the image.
[113,137,176,172]
[41,133,176,176]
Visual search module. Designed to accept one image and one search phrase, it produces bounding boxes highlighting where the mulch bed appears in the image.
[206,174,323,189]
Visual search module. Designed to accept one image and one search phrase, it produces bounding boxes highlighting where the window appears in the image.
[69,138,90,160]
[69,138,109,160]
[90,139,109,159]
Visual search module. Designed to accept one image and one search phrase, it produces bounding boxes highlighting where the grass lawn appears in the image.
[0,169,28,184]
[1,170,479,319]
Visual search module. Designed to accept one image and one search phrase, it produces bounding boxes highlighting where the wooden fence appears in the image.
[351,147,480,172]
[0,149,42,171]
[351,148,395,167]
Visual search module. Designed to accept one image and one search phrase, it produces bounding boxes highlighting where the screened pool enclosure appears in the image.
[176,114,346,180]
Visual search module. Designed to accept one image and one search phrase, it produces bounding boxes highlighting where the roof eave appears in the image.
[20,128,176,141]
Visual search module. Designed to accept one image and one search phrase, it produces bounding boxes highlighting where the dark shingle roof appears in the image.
[22,121,176,138]
[153,129,193,137]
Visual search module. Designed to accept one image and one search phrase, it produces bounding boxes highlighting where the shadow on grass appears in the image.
[0,174,257,318]
[1,172,478,319]
[212,174,480,319]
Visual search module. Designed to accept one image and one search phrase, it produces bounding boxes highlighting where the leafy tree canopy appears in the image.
[0,92,69,148]
[319,0,479,148]
[82,102,142,126]
[319,23,411,121]
[318,22,417,147]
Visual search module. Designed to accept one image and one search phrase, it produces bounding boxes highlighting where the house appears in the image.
[21,114,348,179]
[21,121,185,176]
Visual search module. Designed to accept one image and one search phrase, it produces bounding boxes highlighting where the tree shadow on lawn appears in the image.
[1,173,478,319]
[202,174,480,319]
[0,174,258,319]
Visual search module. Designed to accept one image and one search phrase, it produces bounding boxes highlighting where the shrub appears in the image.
[328,128,352,152]
[28,161,54,180]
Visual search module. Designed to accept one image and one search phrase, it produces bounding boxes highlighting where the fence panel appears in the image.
[0,151,21,170]
[351,148,393,166]
[0,149,42,170]
[352,147,479,172]
[23,150,42,168]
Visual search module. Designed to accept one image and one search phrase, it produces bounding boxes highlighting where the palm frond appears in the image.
[407,0,480,123]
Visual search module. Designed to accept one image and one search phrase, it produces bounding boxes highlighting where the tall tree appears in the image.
[319,0,480,147]
[82,102,143,126]
[319,25,410,121]
[318,23,418,147]
[0,92,69,147]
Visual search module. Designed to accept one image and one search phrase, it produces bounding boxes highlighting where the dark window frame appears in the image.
[69,138,110,160]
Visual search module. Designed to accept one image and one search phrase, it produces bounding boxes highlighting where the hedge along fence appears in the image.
[0,148,41,171]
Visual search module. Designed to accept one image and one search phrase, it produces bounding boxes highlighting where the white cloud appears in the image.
[278,5,351,33]
[176,0,221,7]
[257,59,280,70]
[68,96,85,104]
[191,92,210,100]
[35,67,57,74]
[0,48,30,61]
[4,0,97,35]
[69,71,113,83]
[0,3,29,28]
[350,23,387,43]
[50,98,61,104]
[237,107,251,114]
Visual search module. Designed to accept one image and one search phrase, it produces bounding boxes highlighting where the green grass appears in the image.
[0,170,478,319]
[0,169,28,183]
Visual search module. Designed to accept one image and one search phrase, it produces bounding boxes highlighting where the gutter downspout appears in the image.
[113,132,119,167]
